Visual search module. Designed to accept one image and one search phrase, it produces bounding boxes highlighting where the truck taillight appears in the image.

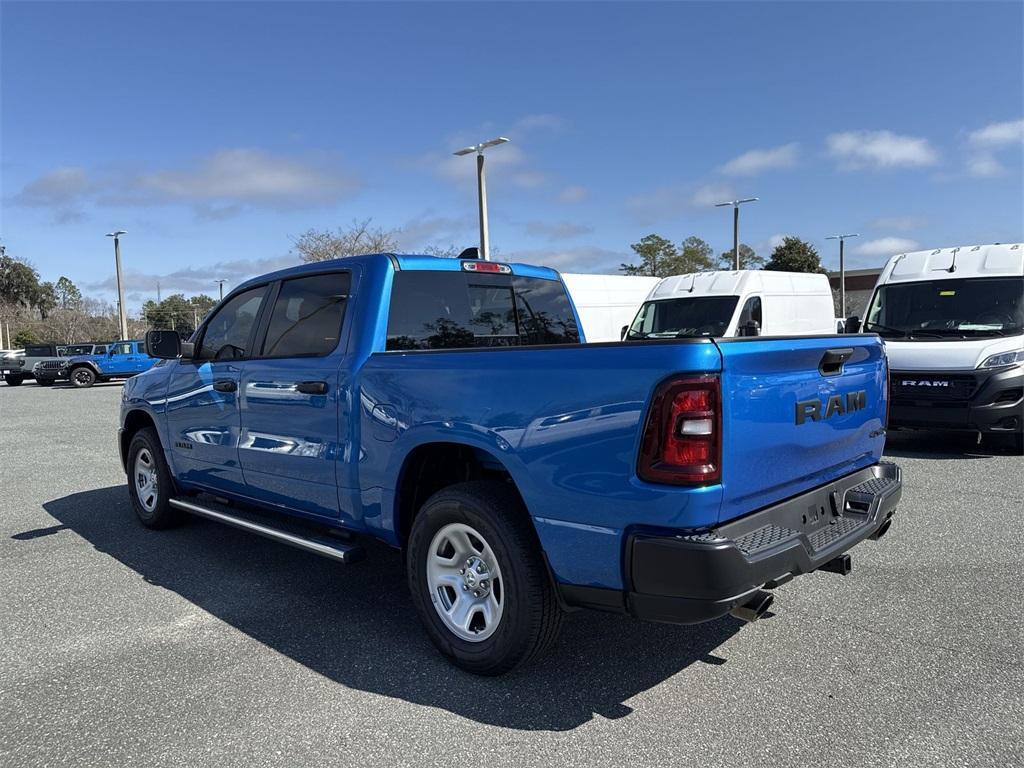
[638,376,721,485]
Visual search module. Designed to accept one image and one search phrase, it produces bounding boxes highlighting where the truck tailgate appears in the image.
[713,335,888,524]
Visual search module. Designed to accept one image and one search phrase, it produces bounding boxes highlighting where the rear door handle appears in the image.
[296,381,328,395]
[819,348,854,376]
[213,379,237,393]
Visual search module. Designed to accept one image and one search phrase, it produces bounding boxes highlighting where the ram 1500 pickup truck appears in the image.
[121,253,902,675]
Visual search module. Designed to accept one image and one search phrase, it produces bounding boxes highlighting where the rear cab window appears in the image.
[385,271,580,351]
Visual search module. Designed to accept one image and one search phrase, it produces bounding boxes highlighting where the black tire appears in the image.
[70,366,96,388]
[4,374,24,386]
[407,480,563,675]
[126,427,183,529]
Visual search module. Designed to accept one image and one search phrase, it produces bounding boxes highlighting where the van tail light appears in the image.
[638,376,721,485]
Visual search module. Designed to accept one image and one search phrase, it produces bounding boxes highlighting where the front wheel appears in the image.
[407,481,563,675]
[126,428,182,529]
[70,366,96,388]
[4,374,24,386]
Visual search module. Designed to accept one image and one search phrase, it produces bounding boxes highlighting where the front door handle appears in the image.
[296,381,328,395]
[213,379,237,393]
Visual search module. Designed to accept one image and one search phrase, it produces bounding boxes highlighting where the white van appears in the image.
[561,273,660,342]
[857,243,1023,447]
[624,270,837,340]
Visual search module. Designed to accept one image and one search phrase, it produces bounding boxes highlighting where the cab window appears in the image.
[196,286,267,361]
[110,343,133,356]
[737,296,762,328]
[261,273,351,358]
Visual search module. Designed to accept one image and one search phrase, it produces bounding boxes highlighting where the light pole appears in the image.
[215,279,227,300]
[714,198,758,270]
[453,137,510,261]
[826,233,859,317]
[105,231,128,340]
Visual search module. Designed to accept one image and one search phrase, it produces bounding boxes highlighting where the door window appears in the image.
[196,286,267,361]
[261,273,351,357]
[110,342,133,356]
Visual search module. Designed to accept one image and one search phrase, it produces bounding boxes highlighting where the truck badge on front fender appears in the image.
[795,390,867,425]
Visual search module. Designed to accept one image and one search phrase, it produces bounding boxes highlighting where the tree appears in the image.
[291,218,401,263]
[678,236,717,273]
[0,253,44,310]
[143,293,216,333]
[764,236,825,273]
[620,234,679,277]
[54,276,83,310]
[422,244,462,258]
[717,244,764,270]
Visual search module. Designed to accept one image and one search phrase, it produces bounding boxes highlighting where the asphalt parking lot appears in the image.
[1,381,1021,767]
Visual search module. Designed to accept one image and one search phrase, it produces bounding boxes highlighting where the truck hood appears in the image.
[884,335,1024,371]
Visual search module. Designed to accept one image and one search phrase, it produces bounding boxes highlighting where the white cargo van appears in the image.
[561,273,660,342]
[624,270,836,340]
[856,243,1023,448]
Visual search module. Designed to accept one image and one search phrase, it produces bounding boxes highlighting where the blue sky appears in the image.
[2,1,1022,309]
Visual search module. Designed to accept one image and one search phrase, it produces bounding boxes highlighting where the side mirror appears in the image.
[620,325,629,341]
[845,315,862,334]
[739,320,761,337]
[145,329,182,359]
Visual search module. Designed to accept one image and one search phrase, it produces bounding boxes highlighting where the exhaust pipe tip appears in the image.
[870,519,893,541]
[730,590,775,623]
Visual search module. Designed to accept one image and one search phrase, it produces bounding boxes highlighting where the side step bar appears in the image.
[169,497,364,564]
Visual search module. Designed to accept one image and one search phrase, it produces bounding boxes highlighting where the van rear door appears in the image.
[713,335,887,524]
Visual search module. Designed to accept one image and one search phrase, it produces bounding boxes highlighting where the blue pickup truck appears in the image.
[64,340,157,388]
[121,254,901,674]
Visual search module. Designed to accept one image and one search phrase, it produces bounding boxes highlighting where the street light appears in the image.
[826,233,859,317]
[714,198,758,270]
[105,230,128,340]
[215,279,227,300]
[453,136,510,261]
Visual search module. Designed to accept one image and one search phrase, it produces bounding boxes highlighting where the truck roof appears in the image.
[647,269,831,301]
[877,243,1023,284]
[234,253,562,293]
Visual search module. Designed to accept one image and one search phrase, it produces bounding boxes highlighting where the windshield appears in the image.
[865,277,1023,339]
[627,296,739,339]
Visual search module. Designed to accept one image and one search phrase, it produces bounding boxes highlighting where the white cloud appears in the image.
[626,183,736,224]
[512,114,568,133]
[870,215,927,231]
[855,237,919,257]
[558,185,589,202]
[83,255,299,295]
[689,183,736,208]
[503,246,628,273]
[523,220,593,240]
[14,149,360,221]
[768,233,789,251]
[720,143,799,176]
[968,118,1024,148]
[827,130,938,170]
[128,148,359,209]
[966,118,1023,177]
[398,212,475,249]
[967,154,1005,177]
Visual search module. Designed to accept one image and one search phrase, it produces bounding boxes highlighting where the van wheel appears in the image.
[70,367,96,388]
[4,374,24,386]
[407,481,563,675]
[126,428,182,529]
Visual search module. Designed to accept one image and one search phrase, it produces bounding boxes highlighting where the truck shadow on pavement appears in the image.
[40,485,742,731]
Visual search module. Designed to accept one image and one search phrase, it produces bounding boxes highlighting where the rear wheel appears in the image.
[126,428,182,529]
[407,480,563,675]
[70,366,96,388]
[4,374,24,386]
